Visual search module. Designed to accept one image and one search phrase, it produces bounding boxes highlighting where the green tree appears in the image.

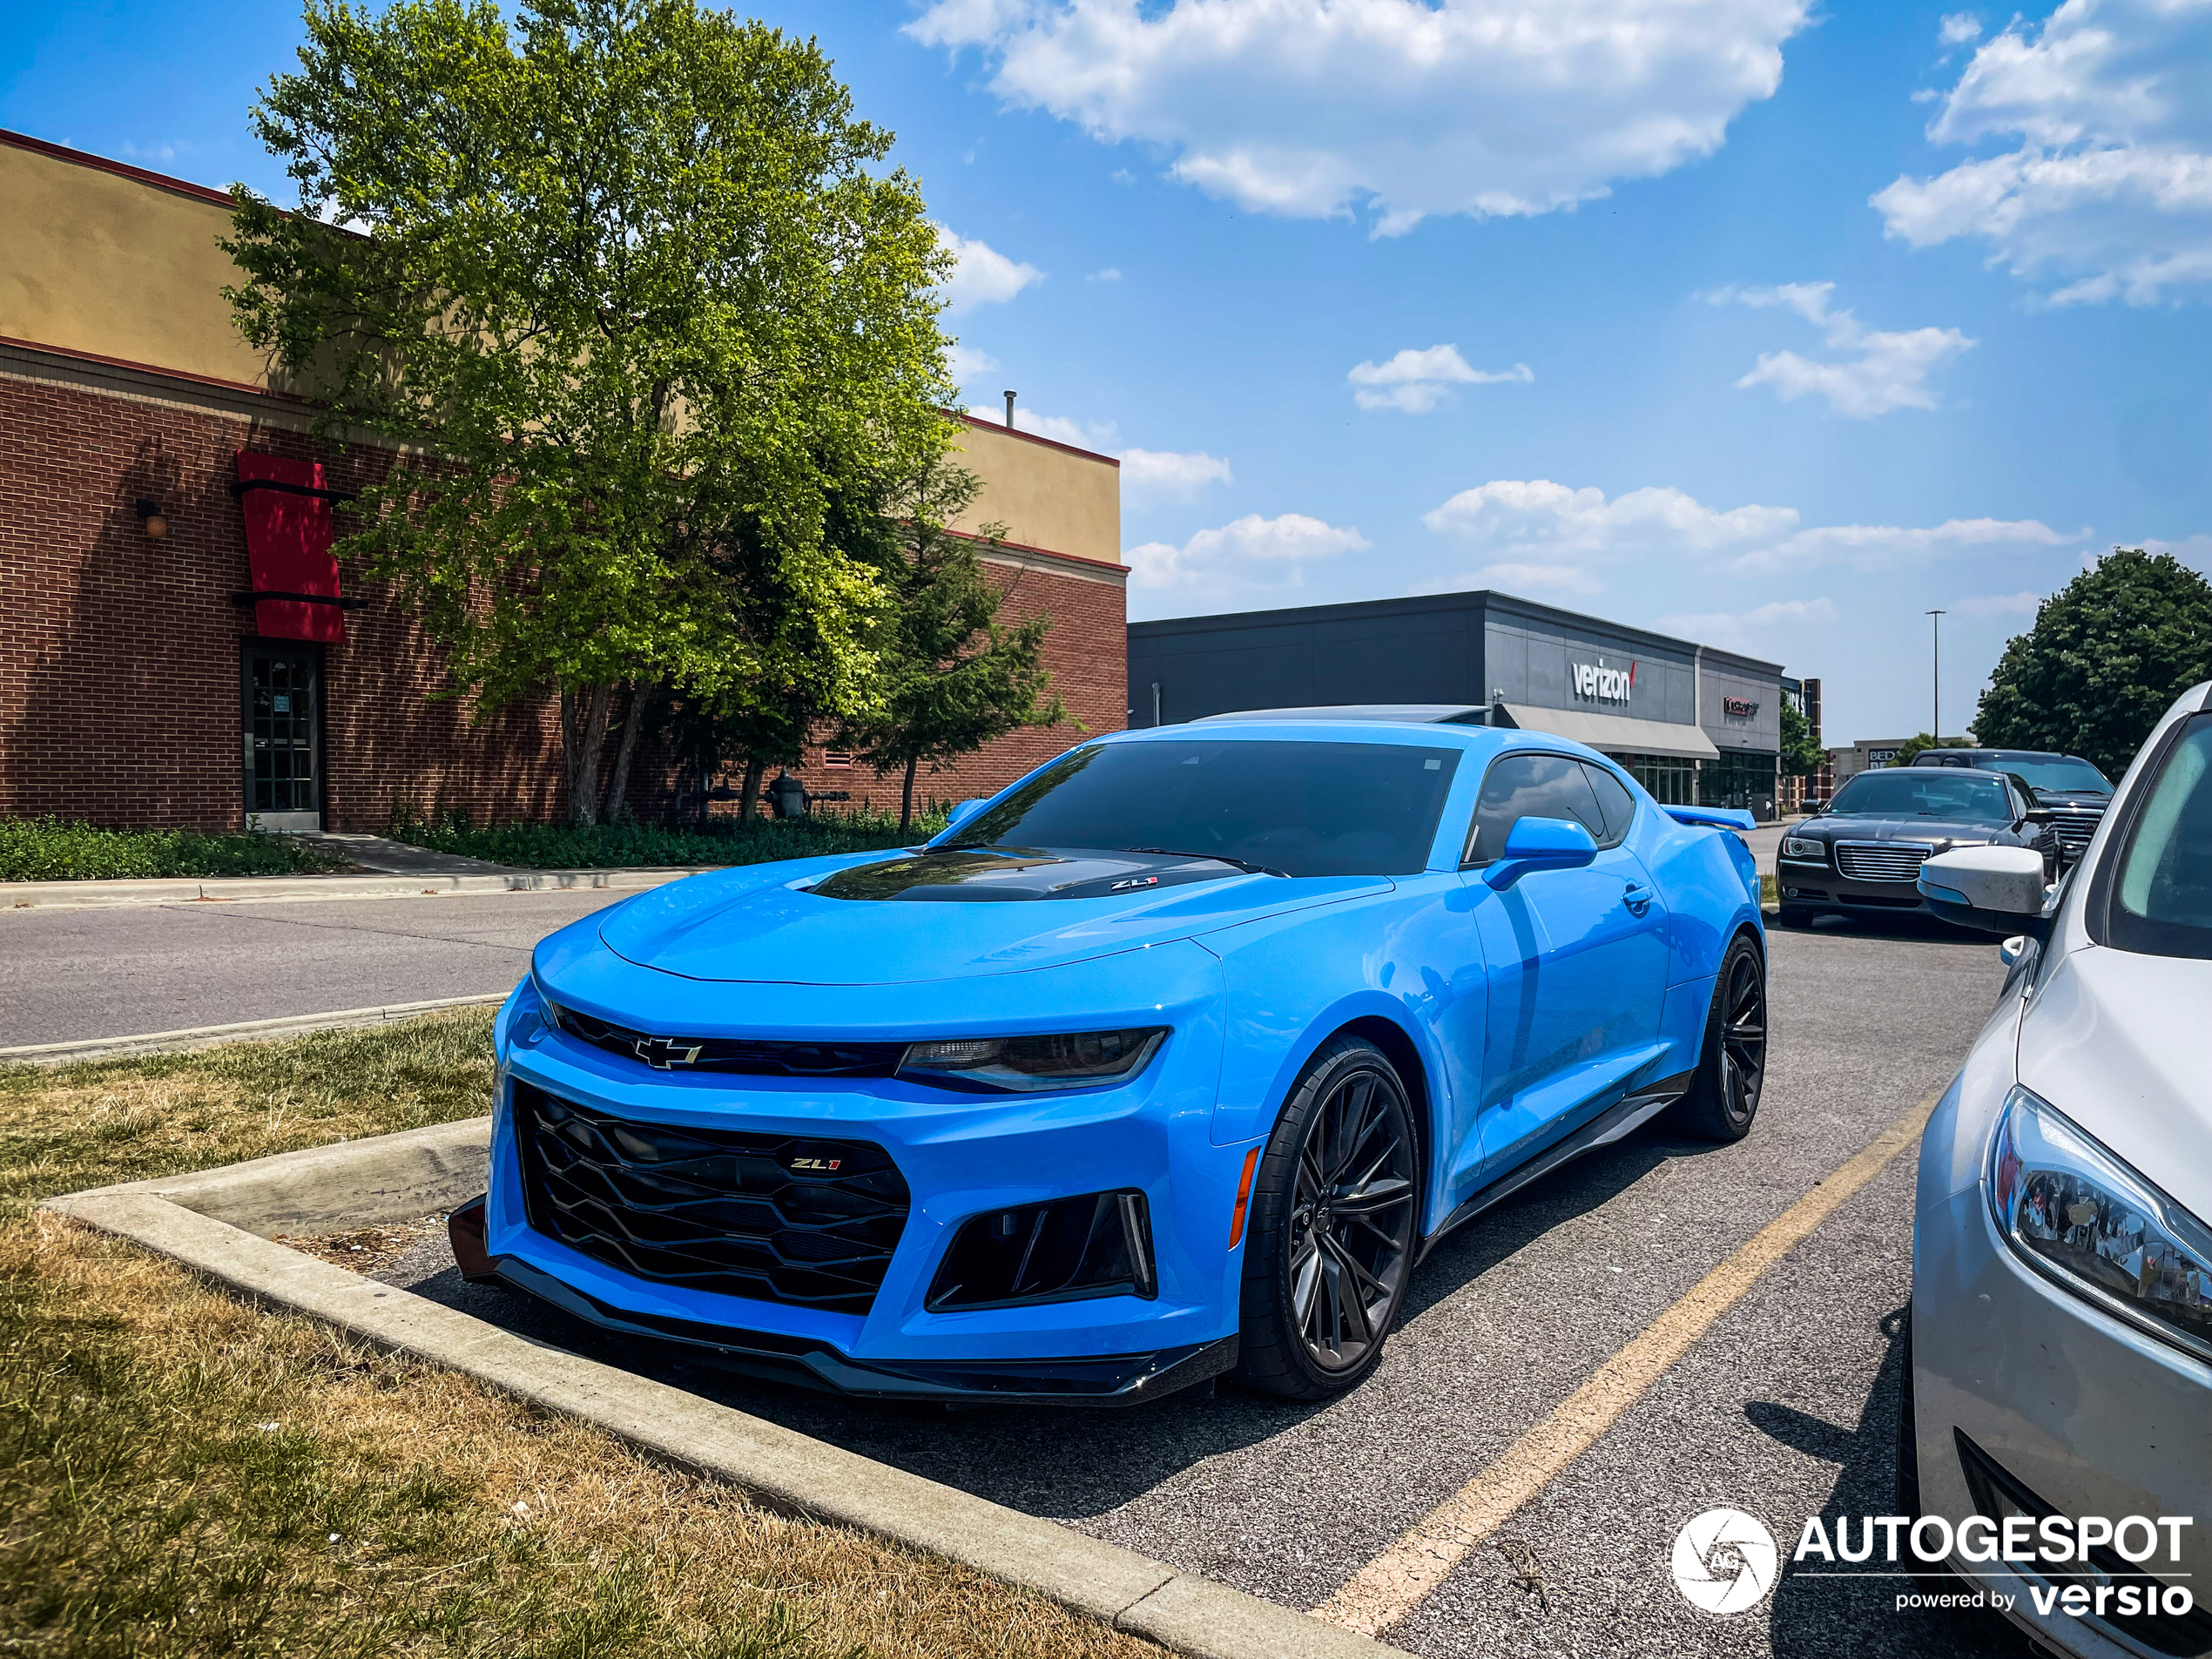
[224,0,952,822]
[1778,698,1824,778]
[839,462,1069,831]
[1975,549,2212,778]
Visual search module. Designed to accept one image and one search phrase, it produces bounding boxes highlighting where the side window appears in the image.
[1581,763,1635,848]
[1461,753,1607,867]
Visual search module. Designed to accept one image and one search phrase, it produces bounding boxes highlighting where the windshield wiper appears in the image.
[1124,847,1290,878]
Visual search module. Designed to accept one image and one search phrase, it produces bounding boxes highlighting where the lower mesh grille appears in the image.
[514,1082,909,1314]
[1834,841,1934,883]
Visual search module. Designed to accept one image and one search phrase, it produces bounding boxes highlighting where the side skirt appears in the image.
[1416,1070,1693,1263]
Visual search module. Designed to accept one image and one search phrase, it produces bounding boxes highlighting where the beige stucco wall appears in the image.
[0,138,279,389]
[947,416,1121,570]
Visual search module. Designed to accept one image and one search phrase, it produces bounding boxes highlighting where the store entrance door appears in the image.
[241,644,323,832]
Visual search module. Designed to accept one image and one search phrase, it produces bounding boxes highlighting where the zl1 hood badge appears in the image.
[1110,874,1161,892]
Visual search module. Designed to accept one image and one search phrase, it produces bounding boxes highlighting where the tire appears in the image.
[1776,906,1812,928]
[1666,934,1768,1142]
[1234,1038,1421,1399]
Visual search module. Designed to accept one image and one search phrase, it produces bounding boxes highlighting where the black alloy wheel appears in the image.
[1236,1038,1420,1399]
[1669,935,1768,1142]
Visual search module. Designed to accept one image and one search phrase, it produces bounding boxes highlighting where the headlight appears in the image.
[1989,1087,2212,1365]
[1780,836,1826,860]
[898,1028,1168,1093]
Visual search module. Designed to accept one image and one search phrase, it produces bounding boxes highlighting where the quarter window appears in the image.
[1463,753,1608,867]
[1581,764,1636,847]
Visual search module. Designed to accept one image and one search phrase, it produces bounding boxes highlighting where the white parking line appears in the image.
[1313,1088,1943,1638]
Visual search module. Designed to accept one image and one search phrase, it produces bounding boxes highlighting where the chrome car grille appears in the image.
[1834,841,1936,883]
[514,1083,910,1314]
[2044,804,2103,856]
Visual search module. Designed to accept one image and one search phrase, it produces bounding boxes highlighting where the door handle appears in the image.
[1623,883,1655,916]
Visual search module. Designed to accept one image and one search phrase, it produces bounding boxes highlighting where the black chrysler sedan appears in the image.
[1907,747,2114,868]
[1776,767,2056,927]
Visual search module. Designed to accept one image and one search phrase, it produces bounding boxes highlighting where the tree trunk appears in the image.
[560,682,614,827]
[737,757,765,829]
[601,681,647,823]
[900,756,919,833]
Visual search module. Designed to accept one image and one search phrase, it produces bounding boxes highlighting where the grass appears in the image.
[0,1017,1158,1659]
[0,817,349,882]
[387,807,950,872]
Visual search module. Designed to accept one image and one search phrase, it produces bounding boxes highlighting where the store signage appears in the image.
[1573,659,1635,705]
[1723,695,1759,718]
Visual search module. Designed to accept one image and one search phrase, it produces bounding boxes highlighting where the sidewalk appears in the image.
[290,831,520,875]
[3,864,722,910]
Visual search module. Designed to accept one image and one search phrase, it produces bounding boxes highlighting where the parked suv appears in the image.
[1911,748,2114,868]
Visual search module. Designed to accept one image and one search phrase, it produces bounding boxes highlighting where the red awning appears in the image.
[235,450,348,643]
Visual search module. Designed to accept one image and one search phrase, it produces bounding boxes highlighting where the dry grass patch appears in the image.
[0,1016,1165,1659]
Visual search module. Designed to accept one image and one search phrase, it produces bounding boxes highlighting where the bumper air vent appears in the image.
[514,1082,909,1314]
[927,1190,1157,1312]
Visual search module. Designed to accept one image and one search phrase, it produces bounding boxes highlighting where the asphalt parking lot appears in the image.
[374,910,2026,1657]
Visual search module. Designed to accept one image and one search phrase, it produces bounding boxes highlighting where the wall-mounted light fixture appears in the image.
[134,498,168,540]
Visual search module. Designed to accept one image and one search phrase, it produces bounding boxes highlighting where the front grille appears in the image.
[2046,804,2103,855]
[549,1005,904,1077]
[1834,841,1934,883]
[514,1082,909,1313]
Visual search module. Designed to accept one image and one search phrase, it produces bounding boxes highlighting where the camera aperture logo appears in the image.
[1672,1508,1780,1615]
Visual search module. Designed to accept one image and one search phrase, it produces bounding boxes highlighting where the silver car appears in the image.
[1906,683,2212,1658]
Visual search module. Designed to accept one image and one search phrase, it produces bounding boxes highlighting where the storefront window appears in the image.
[1700,750,1779,819]
[1613,752,1695,806]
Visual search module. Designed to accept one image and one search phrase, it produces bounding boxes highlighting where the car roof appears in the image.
[1191,704,1494,725]
[1909,748,2076,764]
[1095,717,1593,763]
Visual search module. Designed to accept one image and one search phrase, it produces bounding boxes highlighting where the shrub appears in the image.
[0,819,347,882]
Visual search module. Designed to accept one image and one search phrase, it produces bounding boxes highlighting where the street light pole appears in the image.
[1927,610,1946,741]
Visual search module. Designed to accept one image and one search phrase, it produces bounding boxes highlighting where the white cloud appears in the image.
[1707,282,1974,417]
[1873,0,2212,304]
[1010,407,1119,450]
[1087,266,1123,281]
[1954,590,2044,616]
[1423,476,2079,574]
[908,0,1813,235]
[1128,512,1369,591]
[2142,532,2212,568]
[1658,596,1838,646]
[945,341,999,386]
[1938,12,1981,46]
[937,226,1044,312]
[1348,345,1533,413]
[1465,562,1605,597]
[1121,448,1233,503]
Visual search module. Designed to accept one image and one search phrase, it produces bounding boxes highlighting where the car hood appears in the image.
[597,854,1391,985]
[2019,943,2212,1223]
[1804,816,2010,844]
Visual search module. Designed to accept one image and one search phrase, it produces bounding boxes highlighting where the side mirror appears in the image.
[1485,816,1598,889]
[1801,799,1822,814]
[1918,846,2052,938]
[944,798,988,831]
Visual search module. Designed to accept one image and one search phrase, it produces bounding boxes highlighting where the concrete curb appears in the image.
[42,1123,1403,1659]
[2,865,718,911]
[1,995,509,1067]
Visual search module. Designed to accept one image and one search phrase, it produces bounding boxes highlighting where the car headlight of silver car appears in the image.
[1989,1086,2212,1365]
[1780,836,1826,860]
[899,1028,1168,1093]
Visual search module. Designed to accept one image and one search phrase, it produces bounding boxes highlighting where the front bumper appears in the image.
[1777,858,1929,916]
[483,954,1253,1405]
[1913,1158,2212,1656]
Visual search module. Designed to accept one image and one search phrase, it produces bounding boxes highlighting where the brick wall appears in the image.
[1,368,1123,833]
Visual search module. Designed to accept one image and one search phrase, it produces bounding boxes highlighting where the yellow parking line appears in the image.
[1312,1088,1943,1639]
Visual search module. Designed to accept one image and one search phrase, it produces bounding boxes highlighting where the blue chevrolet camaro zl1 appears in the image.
[452,718,1767,1404]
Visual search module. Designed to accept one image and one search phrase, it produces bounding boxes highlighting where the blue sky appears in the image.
[7,0,2209,744]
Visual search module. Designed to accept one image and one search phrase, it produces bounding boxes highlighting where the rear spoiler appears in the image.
[1663,805,1757,833]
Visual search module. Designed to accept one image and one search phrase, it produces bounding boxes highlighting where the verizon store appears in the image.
[1126,590,1788,820]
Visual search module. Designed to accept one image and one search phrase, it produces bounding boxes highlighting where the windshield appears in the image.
[2108,715,2212,959]
[946,739,1462,878]
[1970,754,2112,793]
[1826,769,2015,823]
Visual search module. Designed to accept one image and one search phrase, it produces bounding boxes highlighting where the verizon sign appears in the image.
[1573,659,1635,705]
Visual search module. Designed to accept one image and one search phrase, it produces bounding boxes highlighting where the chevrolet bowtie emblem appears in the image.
[631,1036,704,1069]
